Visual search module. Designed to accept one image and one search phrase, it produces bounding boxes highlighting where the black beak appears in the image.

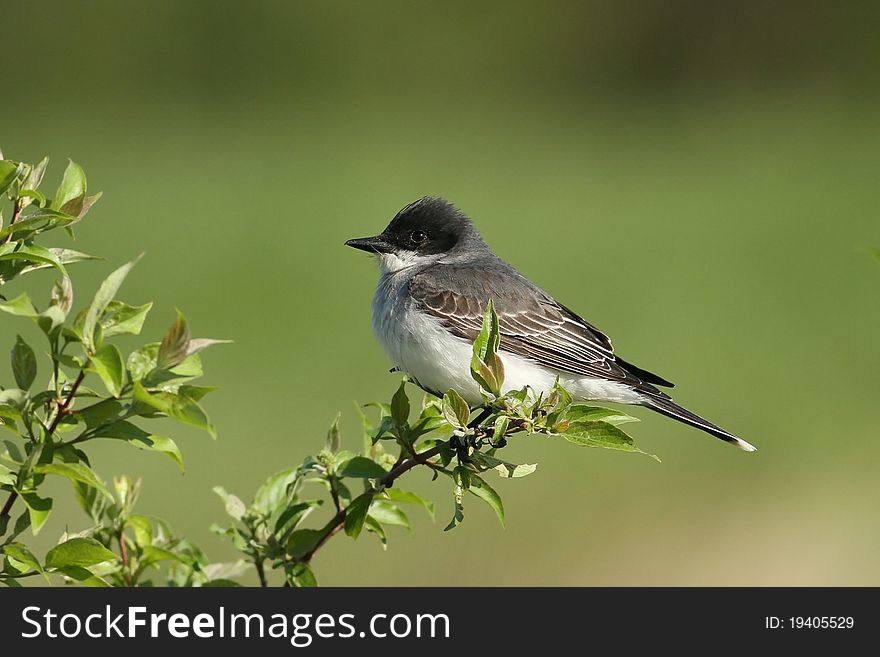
[344,235,393,254]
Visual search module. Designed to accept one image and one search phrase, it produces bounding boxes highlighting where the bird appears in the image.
[345,196,755,452]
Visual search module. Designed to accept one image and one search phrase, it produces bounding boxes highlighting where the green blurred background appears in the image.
[3,1,879,585]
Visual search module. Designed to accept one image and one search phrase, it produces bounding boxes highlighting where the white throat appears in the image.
[376,250,421,275]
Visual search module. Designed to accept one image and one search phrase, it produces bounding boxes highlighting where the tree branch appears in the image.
[296,438,454,565]
[0,370,86,527]
[0,492,17,519]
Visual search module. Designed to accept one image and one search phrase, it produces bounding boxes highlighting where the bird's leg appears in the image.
[467,407,493,430]
[450,407,494,463]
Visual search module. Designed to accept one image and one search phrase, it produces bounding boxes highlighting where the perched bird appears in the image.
[345,197,755,452]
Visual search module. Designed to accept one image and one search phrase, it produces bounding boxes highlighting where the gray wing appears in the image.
[409,261,672,394]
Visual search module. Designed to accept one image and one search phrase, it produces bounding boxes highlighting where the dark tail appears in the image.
[616,355,675,388]
[641,395,756,452]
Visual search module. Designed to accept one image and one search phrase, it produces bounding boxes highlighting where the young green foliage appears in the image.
[0,154,226,588]
[214,301,655,585]
[1,151,656,588]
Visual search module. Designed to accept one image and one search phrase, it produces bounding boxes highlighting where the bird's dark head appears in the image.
[345,197,483,267]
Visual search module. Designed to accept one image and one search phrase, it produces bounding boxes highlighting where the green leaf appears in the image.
[287,561,318,587]
[558,420,657,460]
[337,456,388,479]
[1,543,42,573]
[2,438,24,462]
[45,537,117,569]
[473,452,537,478]
[157,310,190,370]
[0,160,21,195]
[0,208,79,242]
[444,498,465,532]
[91,420,185,472]
[78,398,124,429]
[113,475,139,513]
[19,492,52,535]
[441,389,471,429]
[18,189,48,209]
[274,500,322,542]
[128,514,153,547]
[364,516,387,548]
[343,492,374,539]
[127,343,158,382]
[0,243,69,279]
[467,473,505,527]
[100,301,152,338]
[472,299,500,362]
[73,481,104,522]
[17,248,98,275]
[6,508,31,541]
[78,192,102,218]
[51,565,110,587]
[213,486,246,521]
[10,335,36,390]
[37,307,66,338]
[407,408,449,440]
[287,529,324,559]
[133,382,216,438]
[444,466,469,531]
[185,337,231,358]
[202,560,250,582]
[48,276,74,321]
[253,468,299,516]
[0,389,26,409]
[559,420,635,449]
[548,379,574,409]
[33,463,111,499]
[382,488,435,519]
[470,300,505,396]
[0,294,39,318]
[51,160,87,212]
[139,545,187,567]
[82,257,141,353]
[129,344,204,385]
[23,156,49,192]
[487,415,511,446]
[154,315,228,372]
[88,343,125,397]
[176,384,216,401]
[325,413,341,453]
[391,381,410,430]
[561,404,640,427]
[367,500,410,528]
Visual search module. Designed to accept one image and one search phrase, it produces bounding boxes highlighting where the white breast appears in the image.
[371,268,642,407]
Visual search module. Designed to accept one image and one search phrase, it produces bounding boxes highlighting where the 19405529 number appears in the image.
[790,617,854,629]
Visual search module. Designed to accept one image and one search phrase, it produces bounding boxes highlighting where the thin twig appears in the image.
[0,370,86,527]
[117,529,132,587]
[48,370,87,433]
[296,439,454,565]
[328,477,342,514]
[255,559,268,587]
[281,403,499,575]
[469,407,493,429]
[0,492,17,518]
[2,200,23,244]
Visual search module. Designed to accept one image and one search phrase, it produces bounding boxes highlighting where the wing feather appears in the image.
[409,265,672,394]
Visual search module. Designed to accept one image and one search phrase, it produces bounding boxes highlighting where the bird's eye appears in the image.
[409,230,428,244]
